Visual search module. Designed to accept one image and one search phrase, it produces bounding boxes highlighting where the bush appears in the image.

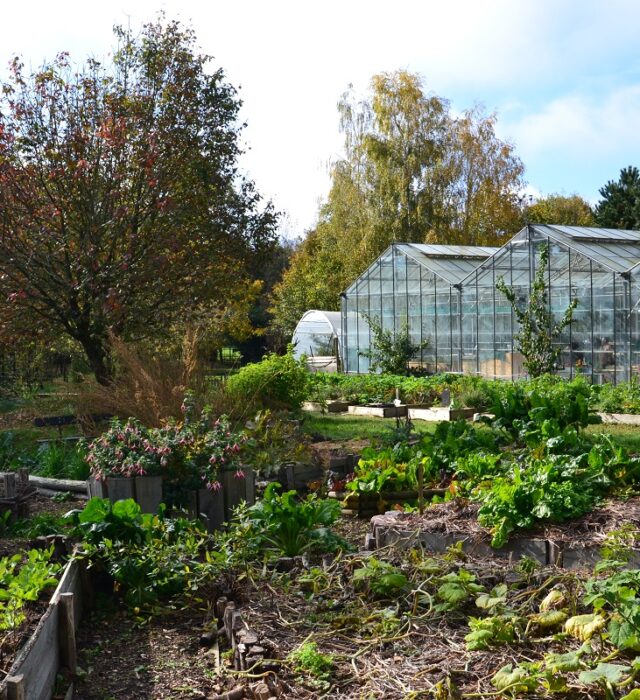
[226,350,308,414]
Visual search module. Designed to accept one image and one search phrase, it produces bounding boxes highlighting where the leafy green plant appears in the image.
[66,497,155,545]
[353,557,408,597]
[288,641,334,681]
[496,244,578,378]
[69,498,216,609]
[435,568,485,611]
[242,483,345,557]
[0,548,60,630]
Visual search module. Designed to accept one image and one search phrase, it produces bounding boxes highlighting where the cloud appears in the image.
[505,85,640,160]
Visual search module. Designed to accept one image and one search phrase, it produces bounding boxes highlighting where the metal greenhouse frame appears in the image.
[341,225,640,383]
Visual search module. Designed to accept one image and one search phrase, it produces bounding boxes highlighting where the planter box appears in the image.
[188,488,225,532]
[134,476,163,514]
[302,400,350,413]
[282,462,323,490]
[0,557,85,700]
[88,476,162,514]
[105,476,134,502]
[597,412,640,425]
[408,406,476,422]
[348,404,407,418]
[221,467,256,521]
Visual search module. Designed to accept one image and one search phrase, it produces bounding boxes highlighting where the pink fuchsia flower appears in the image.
[207,480,222,492]
[209,456,217,464]
[234,469,245,480]
[232,443,240,453]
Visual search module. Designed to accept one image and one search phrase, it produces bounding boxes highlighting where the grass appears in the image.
[301,411,437,442]
[585,423,640,453]
[303,411,640,452]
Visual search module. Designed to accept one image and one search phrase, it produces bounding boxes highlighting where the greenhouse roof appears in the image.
[529,224,640,274]
[395,243,499,284]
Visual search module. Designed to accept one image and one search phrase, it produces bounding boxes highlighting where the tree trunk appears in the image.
[77,335,112,385]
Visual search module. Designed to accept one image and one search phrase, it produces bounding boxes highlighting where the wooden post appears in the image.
[6,674,25,700]
[58,592,77,673]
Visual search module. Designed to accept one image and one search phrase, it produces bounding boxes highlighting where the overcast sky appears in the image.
[2,0,640,236]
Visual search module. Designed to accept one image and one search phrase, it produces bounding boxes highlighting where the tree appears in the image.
[269,71,525,335]
[359,314,429,375]
[0,19,276,383]
[496,245,577,378]
[595,166,640,229]
[525,194,595,226]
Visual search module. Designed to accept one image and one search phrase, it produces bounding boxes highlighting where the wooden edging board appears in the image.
[0,557,84,700]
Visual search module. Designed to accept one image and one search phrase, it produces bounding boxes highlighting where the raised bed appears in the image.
[331,488,446,517]
[302,400,351,413]
[348,404,407,418]
[0,557,86,700]
[369,498,640,570]
[88,469,256,531]
[408,406,477,422]
[597,411,640,425]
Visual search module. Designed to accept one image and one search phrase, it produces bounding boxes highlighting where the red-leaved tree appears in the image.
[0,19,276,383]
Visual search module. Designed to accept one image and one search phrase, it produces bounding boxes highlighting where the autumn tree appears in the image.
[270,70,524,334]
[595,166,640,229]
[0,19,276,383]
[525,194,595,226]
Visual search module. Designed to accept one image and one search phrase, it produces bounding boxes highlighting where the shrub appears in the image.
[226,350,308,414]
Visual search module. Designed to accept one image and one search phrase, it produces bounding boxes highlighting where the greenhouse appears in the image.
[292,309,342,372]
[341,225,640,383]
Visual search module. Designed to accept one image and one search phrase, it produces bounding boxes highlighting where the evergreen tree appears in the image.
[595,166,640,229]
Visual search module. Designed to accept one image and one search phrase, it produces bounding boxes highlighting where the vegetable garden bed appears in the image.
[369,498,640,569]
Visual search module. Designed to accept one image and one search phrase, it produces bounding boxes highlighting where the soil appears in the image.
[384,496,640,546]
[310,439,370,468]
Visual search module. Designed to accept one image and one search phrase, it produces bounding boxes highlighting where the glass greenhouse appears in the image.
[341,225,640,383]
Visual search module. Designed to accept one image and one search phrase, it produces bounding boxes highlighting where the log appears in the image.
[29,475,88,494]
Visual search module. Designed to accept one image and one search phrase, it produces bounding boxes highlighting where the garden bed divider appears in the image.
[0,556,86,700]
[369,512,640,570]
[348,404,408,418]
[596,412,640,425]
[408,406,477,422]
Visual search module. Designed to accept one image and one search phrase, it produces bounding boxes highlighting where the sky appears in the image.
[2,0,640,237]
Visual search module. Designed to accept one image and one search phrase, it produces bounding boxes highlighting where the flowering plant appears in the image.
[87,399,247,494]
[86,418,163,479]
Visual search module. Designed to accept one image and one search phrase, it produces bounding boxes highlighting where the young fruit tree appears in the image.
[496,244,577,378]
[0,19,276,383]
[358,314,429,375]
